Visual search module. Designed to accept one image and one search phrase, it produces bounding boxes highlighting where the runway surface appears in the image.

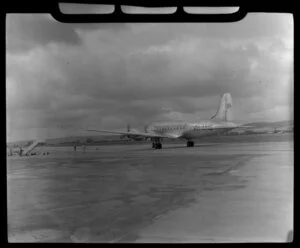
[7,137,293,242]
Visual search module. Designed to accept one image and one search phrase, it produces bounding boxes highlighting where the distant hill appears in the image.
[44,135,121,145]
[7,134,122,147]
[243,120,293,129]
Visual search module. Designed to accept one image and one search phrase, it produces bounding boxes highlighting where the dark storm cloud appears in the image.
[6,14,82,53]
[6,13,293,141]
[49,37,261,103]
[6,14,129,53]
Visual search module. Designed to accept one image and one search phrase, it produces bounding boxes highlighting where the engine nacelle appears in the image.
[120,134,126,139]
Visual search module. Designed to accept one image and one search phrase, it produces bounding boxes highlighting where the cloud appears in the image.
[6,14,82,53]
[6,13,294,141]
[6,14,130,53]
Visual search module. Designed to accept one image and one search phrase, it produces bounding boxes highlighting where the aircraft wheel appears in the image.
[187,141,194,147]
[153,143,162,149]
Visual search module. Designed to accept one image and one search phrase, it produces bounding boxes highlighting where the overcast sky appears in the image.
[6,13,293,141]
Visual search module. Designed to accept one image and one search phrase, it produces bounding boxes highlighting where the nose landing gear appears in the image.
[187,140,194,147]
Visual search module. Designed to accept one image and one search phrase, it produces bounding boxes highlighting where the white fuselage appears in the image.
[147,120,238,139]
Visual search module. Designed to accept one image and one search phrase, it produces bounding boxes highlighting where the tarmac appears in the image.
[7,134,293,242]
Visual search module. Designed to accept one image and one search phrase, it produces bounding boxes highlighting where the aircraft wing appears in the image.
[85,129,177,139]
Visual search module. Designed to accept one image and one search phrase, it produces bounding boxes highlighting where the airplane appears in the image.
[86,93,251,149]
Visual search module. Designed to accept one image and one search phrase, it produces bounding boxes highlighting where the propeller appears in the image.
[144,124,149,140]
[127,124,131,132]
[120,124,131,140]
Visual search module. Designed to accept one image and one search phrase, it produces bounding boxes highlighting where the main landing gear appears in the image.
[152,138,162,149]
[152,142,162,149]
[187,140,194,147]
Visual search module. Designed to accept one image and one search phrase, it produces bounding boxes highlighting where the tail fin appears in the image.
[210,93,233,121]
